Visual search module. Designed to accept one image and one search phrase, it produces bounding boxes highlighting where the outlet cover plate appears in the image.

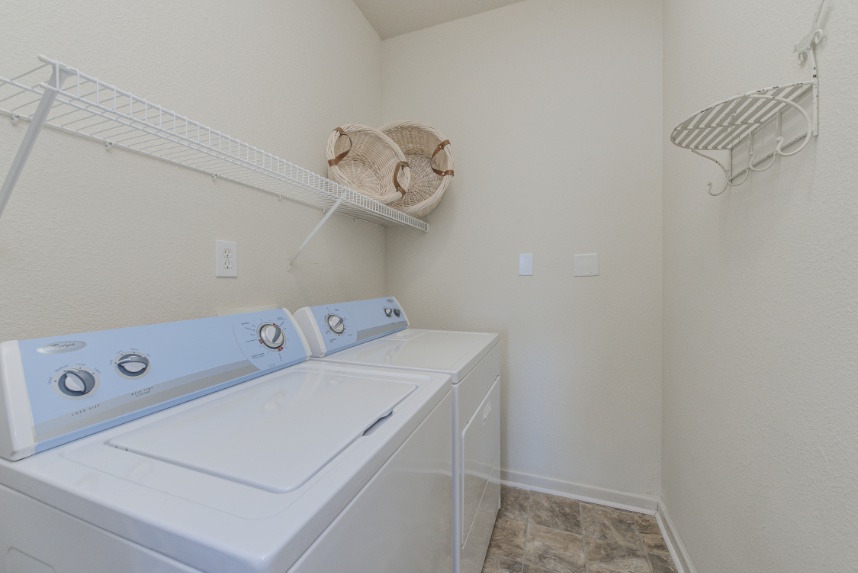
[216,240,238,278]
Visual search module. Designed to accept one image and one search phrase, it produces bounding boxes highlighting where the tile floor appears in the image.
[481,486,677,573]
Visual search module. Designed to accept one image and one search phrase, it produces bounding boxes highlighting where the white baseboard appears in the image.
[655,498,697,573]
[501,468,659,514]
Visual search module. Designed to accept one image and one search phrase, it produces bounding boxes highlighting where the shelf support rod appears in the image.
[0,63,73,222]
[288,195,346,271]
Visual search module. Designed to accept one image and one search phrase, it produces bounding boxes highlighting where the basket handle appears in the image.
[393,161,409,197]
[327,127,352,167]
[430,140,455,177]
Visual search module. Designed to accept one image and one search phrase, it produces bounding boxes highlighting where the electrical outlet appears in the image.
[216,240,238,278]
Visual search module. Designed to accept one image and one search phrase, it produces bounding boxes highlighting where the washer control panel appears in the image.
[0,309,309,461]
[293,296,408,357]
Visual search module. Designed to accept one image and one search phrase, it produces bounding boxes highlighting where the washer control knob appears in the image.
[58,368,96,397]
[258,323,285,349]
[393,308,401,317]
[326,314,346,335]
[384,308,393,317]
[115,353,150,377]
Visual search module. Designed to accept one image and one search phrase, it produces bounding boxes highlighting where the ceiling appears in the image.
[352,0,525,40]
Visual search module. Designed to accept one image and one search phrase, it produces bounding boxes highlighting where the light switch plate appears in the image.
[574,253,599,277]
[519,253,533,276]
[216,240,238,278]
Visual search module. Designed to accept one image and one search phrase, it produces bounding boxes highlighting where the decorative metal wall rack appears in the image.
[0,56,428,267]
[670,1,826,196]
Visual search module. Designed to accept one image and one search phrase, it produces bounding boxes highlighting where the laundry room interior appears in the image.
[0,1,856,572]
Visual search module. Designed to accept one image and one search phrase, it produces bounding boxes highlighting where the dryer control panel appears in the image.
[294,296,408,357]
[0,309,309,461]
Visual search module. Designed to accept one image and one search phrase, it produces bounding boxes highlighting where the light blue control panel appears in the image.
[294,296,408,357]
[1,309,308,460]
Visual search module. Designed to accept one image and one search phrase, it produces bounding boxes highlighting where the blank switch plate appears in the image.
[574,253,599,277]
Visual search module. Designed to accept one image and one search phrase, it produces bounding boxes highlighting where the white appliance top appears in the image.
[109,368,415,493]
[316,329,499,383]
[294,297,499,382]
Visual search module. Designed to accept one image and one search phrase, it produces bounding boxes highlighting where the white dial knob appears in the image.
[57,368,97,397]
[326,314,346,335]
[258,323,285,349]
[115,353,150,377]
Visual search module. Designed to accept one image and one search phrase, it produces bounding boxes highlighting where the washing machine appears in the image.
[294,296,500,573]
[0,308,452,573]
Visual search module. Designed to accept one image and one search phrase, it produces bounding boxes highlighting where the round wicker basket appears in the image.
[380,121,454,217]
[326,124,410,204]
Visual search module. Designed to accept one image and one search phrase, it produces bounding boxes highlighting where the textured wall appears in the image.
[662,0,858,571]
[0,0,385,341]
[382,0,664,504]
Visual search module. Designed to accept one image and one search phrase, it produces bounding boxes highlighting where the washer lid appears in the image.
[107,369,416,493]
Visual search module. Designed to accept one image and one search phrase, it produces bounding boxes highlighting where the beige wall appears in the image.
[382,0,664,505]
[662,1,858,571]
[0,0,386,341]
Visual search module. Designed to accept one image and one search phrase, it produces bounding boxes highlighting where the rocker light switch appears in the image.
[519,253,533,276]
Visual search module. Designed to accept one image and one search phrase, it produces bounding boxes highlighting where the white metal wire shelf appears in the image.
[0,56,429,235]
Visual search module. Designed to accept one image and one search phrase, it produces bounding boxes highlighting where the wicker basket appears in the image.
[326,124,410,204]
[380,121,454,217]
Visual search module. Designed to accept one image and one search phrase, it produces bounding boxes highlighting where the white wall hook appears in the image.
[9,113,19,125]
[103,141,113,151]
[794,0,826,63]
[748,93,813,158]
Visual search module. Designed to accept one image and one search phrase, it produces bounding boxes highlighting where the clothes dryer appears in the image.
[0,309,452,573]
[294,296,500,573]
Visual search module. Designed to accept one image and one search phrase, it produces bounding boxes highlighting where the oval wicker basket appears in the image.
[380,121,454,217]
[326,124,410,204]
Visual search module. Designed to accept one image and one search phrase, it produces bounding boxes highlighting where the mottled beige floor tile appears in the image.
[528,492,581,534]
[581,503,642,549]
[481,554,524,573]
[522,564,554,573]
[633,513,660,535]
[523,523,586,573]
[499,485,530,521]
[648,551,678,573]
[640,532,669,555]
[585,537,651,573]
[487,516,527,562]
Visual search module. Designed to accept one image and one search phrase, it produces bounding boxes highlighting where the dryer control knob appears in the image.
[58,368,96,397]
[326,314,346,335]
[384,308,393,317]
[258,323,285,349]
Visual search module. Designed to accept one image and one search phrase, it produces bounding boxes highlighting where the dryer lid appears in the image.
[322,329,498,382]
[107,369,416,493]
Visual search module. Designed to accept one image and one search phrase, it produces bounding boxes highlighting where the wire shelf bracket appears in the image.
[670,0,826,197]
[0,55,429,263]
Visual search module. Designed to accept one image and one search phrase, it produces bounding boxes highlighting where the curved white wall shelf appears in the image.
[670,1,826,196]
